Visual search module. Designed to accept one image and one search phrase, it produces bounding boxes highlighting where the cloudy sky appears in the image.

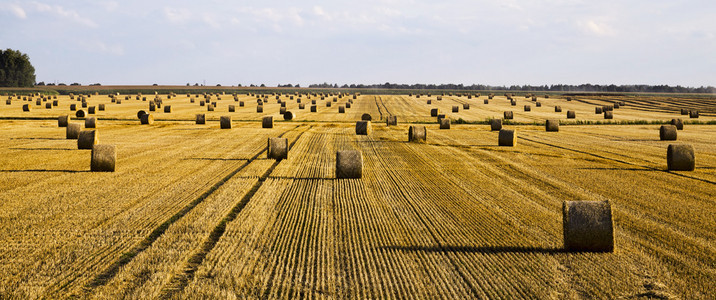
[1,0,714,87]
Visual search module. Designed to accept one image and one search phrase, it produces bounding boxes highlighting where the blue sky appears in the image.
[1,0,714,87]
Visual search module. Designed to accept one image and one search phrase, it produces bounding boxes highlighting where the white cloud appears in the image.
[1,3,27,19]
[31,2,97,27]
[579,19,616,37]
[80,40,125,56]
[163,7,192,23]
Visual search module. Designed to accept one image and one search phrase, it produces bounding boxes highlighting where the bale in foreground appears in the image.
[355,121,372,135]
[220,116,232,129]
[667,144,695,171]
[563,200,614,252]
[91,144,116,172]
[267,137,288,160]
[659,125,677,141]
[85,117,97,128]
[78,130,98,149]
[336,150,363,179]
[498,129,516,146]
[546,119,559,132]
[490,119,502,131]
[408,126,426,142]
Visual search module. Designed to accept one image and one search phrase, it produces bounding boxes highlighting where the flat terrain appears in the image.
[0,93,714,299]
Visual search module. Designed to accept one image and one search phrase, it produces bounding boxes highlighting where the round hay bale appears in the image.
[98,104,105,111]
[345,102,351,108]
[386,116,397,126]
[554,106,562,112]
[76,110,86,118]
[45,103,52,109]
[85,117,97,128]
[510,100,517,106]
[408,126,426,142]
[546,119,559,132]
[613,103,620,109]
[256,106,263,113]
[604,111,613,119]
[689,110,699,118]
[299,103,305,109]
[336,150,363,179]
[140,114,154,125]
[239,101,245,107]
[164,105,172,113]
[58,115,70,127]
[427,100,432,104]
[361,114,372,121]
[70,104,77,111]
[452,106,459,113]
[149,103,156,111]
[498,129,516,146]
[680,108,689,115]
[207,105,215,111]
[484,99,489,104]
[88,106,96,114]
[660,125,677,141]
[311,100,317,105]
[262,116,273,128]
[220,116,232,129]
[65,123,82,140]
[667,144,694,171]
[196,114,206,124]
[279,107,287,114]
[567,110,576,119]
[78,130,98,149]
[326,102,332,107]
[53,100,58,106]
[439,118,451,129]
[536,102,542,107]
[267,137,288,160]
[338,106,345,113]
[490,119,502,131]
[5,99,10,105]
[280,102,286,107]
[430,109,440,117]
[137,110,147,119]
[91,144,116,172]
[228,105,236,112]
[200,101,205,106]
[81,102,88,108]
[355,121,372,135]
[283,111,294,120]
[310,105,317,112]
[670,118,683,130]
[524,105,531,112]
[22,104,30,111]
[504,111,514,119]
[595,107,602,114]
[562,200,614,252]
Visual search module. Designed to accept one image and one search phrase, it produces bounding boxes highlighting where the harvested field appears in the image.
[0,93,714,299]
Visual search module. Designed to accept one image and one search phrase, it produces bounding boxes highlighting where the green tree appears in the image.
[0,49,36,87]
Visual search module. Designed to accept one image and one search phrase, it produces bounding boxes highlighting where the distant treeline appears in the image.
[307,82,716,94]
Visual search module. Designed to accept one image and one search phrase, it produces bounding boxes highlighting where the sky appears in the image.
[1,0,715,87]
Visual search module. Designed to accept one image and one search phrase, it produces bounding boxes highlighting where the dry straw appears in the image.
[498,129,516,146]
[336,150,363,179]
[78,130,98,149]
[408,126,426,142]
[562,200,614,252]
[267,137,288,160]
[355,121,372,135]
[91,144,116,172]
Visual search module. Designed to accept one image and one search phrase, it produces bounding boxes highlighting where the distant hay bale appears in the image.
[149,103,156,111]
[498,129,516,146]
[88,106,96,114]
[91,144,116,172]
[604,111,613,119]
[680,108,688,115]
[670,118,683,130]
[463,103,470,110]
[280,102,286,107]
[361,113,372,121]
[66,123,81,139]
[279,107,287,114]
[510,100,516,106]
[490,119,502,131]
[45,103,52,109]
[595,107,602,114]
[659,125,677,141]
[164,105,172,113]
[532,96,537,101]
[137,110,147,119]
[140,114,154,125]
[76,110,86,118]
[484,99,489,104]
[228,105,235,112]
[190,98,195,103]
[262,116,273,128]
[504,111,513,119]
[524,105,531,112]
[567,110,576,119]
[536,102,541,107]
[239,101,245,107]
[439,118,451,129]
[85,117,97,128]
[689,110,699,118]
[53,100,58,106]
[326,102,332,107]
[430,108,440,117]
[336,150,363,179]
[267,137,288,160]
[338,106,345,113]
[311,100,317,105]
[546,119,559,132]
[98,104,105,111]
[207,105,215,111]
[427,100,432,105]
[452,106,459,113]
[220,116,232,129]
[196,114,206,124]
[310,105,317,112]
[667,144,695,171]
[562,200,614,252]
[299,103,305,109]
[22,104,30,111]
[386,115,397,126]
[408,126,426,142]
[346,102,351,108]
[58,115,70,127]
[566,97,572,101]
[200,101,205,106]
[78,130,98,149]
[613,103,620,109]
[5,99,10,105]
[256,106,263,113]
[284,111,294,120]
[355,121,372,135]
[554,106,562,112]
[70,104,77,111]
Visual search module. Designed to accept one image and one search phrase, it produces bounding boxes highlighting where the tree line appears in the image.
[0,49,36,87]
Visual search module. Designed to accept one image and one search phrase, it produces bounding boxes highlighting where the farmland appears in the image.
[0,91,714,299]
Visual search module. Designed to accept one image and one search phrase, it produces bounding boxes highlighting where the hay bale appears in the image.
[408,126,426,142]
[267,137,288,160]
[689,110,699,118]
[164,105,172,113]
[427,100,432,104]
[604,111,613,119]
[283,111,294,120]
[149,103,156,111]
[91,144,116,172]
[613,103,620,109]
[452,106,459,113]
[386,116,397,126]
[53,100,58,106]
[546,119,559,132]
[5,99,10,105]
[567,110,576,119]
[355,121,372,135]
[510,100,516,106]
[536,102,542,107]
[137,110,147,119]
[338,106,345,113]
[595,107,602,114]
[346,102,351,108]
[498,129,516,146]
[680,108,689,115]
[562,200,614,252]
[504,111,513,119]
[207,104,215,111]
[66,123,81,139]
[85,117,97,128]
[98,104,105,111]
[336,150,363,179]
[256,106,263,113]
[88,106,96,114]
[22,104,30,111]
[310,105,317,112]
[430,109,440,117]
[81,102,88,108]
[196,114,206,124]
[667,144,695,171]
[555,106,562,112]
[298,103,305,109]
[76,110,86,118]
[490,119,502,131]
[140,114,154,125]
[45,103,52,109]
[78,130,98,149]
[220,116,232,129]
[483,99,489,104]
[228,105,235,112]
[262,116,273,128]
[524,105,531,112]
[200,100,205,106]
[439,118,451,129]
[361,114,372,121]
[70,104,76,111]
[670,118,683,130]
[279,107,287,114]
[326,102,332,107]
[659,125,677,141]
